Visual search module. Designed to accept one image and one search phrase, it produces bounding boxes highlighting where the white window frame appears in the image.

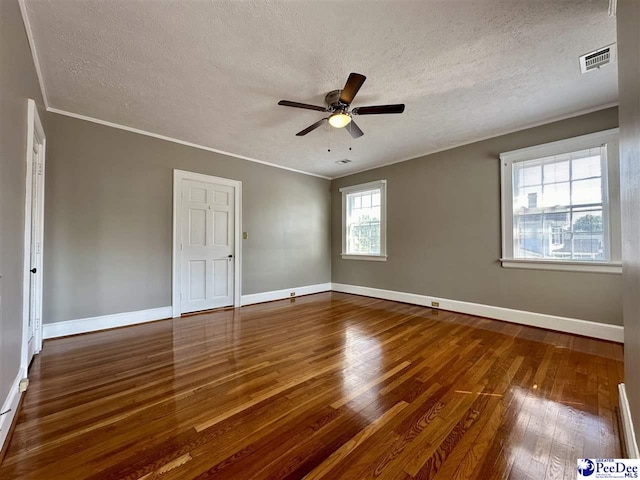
[340,180,387,261]
[500,128,622,274]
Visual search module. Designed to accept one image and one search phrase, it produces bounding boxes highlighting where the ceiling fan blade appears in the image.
[339,73,366,105]
[352,104,405,115]
[296,118,328,136]
[346,120,364,139]
[278,100,328,112]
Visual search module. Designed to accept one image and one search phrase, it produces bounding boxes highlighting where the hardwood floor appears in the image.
[0,292,624,479]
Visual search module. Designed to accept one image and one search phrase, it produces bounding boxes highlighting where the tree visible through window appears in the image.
[501,129,621,271]
[511,146,608,261]
[341,180,387,260]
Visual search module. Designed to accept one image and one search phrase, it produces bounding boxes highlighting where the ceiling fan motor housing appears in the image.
[325,90,346,111]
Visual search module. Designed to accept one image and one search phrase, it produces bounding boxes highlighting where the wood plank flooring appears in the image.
[0,292,624,479]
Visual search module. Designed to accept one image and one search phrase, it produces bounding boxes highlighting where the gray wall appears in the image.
[0,0,46,404]
[617,0,640,443]
[43,114,331,324]
[332,107,622,325]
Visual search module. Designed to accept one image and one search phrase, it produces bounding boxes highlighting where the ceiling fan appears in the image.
[278,73,405,138]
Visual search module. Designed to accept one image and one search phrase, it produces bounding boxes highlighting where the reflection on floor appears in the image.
[0,291,624,479]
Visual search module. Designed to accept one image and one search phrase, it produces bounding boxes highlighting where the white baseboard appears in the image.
[0,368,25,453]
[619,383,640,458]
[43,282,619,343]
[43,284,333,339]
[331,283,624,343]
[241,283,332,306]
[43,306,173,339]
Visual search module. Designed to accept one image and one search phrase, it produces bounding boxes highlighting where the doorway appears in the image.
[172,170,241,317]
[22,98,46,369]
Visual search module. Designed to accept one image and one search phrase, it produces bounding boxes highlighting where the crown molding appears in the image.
[331,102,619,180]
[21,0,617,183]
[47,108,331,180]
[18,0,49,109]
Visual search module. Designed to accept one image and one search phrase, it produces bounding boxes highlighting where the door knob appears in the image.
[228,255,233,258]
[30,268,37,274]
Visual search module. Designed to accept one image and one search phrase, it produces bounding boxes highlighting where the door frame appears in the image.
[21,98,46,369]
[172,169,242,317]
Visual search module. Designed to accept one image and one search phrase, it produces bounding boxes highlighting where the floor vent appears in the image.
[580,44,616,73]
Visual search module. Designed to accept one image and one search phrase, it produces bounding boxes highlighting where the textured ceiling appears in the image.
[24,0,617,178]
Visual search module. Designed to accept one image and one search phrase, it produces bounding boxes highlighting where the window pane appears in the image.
[509,145,607,262]
[543,159,570,183]
[518,164,542,186]
[513,185,542,210]
[572,153,601,180]
[570,209,604,260]
[514,213,543,258]
[542,182,570,207]
[346,188,382,255]
[571,178,602,205]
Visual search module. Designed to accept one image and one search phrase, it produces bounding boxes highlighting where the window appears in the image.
[501,129,621,274]
[341,180,387,261]
[551,226,564,246]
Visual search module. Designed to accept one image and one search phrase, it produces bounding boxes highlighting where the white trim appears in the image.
[339,180,388,194]
[340,254,388,262]
[47,108,330,180]
[500,128,621,267]
[619,384,640,458]
[241,283,332,306]
[172,170,242,317]
[18,0,49,109]
[0,368,26,453]
[500,259,622,274]
[43,307,173,339]
[21,99,46,374]
[42,285,333,339]
[16,1,617,186]
[341,180,387,260]
[331,103,619,180]
[499,128,619,163]
[331,283,624,342]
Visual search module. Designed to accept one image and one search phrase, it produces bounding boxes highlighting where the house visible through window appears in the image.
[340,180,387,261]
[512,146,607,261]
[551,226,564,246]
[500,129,621,273]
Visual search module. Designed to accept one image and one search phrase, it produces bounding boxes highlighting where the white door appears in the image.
[180,179,235,313]
[27,140,44,362]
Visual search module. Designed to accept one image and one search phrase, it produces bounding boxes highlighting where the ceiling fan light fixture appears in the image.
[328,113,351,129]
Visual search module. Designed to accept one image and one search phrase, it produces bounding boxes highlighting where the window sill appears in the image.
[500,258,622,274]
[341,254,388,262]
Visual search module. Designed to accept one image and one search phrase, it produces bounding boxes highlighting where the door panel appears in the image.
[213,211,229,246]
[188,260,207,300]
[213,259,229,297]
[180,179,235,313]
[189,209,207,246]
[27,143,43,362]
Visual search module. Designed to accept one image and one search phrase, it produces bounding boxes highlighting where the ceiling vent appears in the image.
[580,43,616,73]
[335,159,352,165]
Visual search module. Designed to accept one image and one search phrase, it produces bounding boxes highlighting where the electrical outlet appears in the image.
[290,292,295,297]
[431,301,440,308]
[19,378,29,392]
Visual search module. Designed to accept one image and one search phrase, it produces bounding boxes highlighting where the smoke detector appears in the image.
[580,43,616,73]
[335,159,352,165]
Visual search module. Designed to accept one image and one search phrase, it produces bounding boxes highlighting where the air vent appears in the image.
[335,159,352,165]
[580,43,616,73]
